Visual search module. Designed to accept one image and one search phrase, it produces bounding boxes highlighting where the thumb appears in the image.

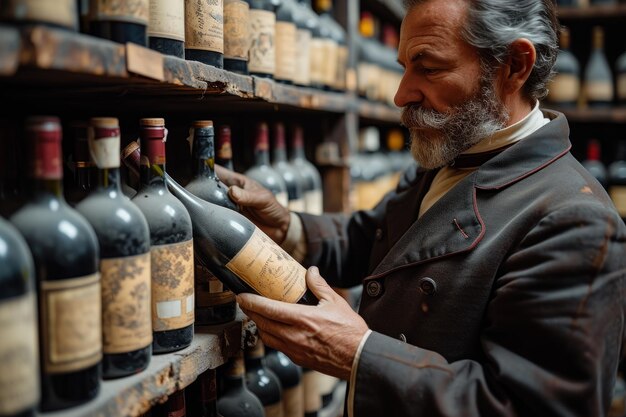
[305,266,335,302]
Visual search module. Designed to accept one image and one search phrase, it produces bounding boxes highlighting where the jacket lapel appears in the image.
[369,172,484,279]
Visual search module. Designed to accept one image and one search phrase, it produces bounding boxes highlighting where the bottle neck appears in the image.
[33,178,64,198]
[245,355,263,370]
[192,130,218,180]
[139,138,167,187]
[97,167,122,192]
[255,148,270,166]
[273,147,287,163]
[74,162,94,191]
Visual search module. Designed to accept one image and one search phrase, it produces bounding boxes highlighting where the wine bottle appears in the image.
[217,351,265,417]
[584,26,614,108]
[313,0,338,91]
[315,0,346,91]
[64,121,95,206]
[153,389,187,417]
[300,0,325,90]
[185,0,224,68]
[289,125,323,215]
[148,0,185,58]
[357,11,379,100]
[546,26,581,108]
[293,0,312,87]
[0,0,78,31]
[302,368,321,417]
[581,139,608,189]
[608,140,626,223]
[216,125,235,171]
[248,0,276,78]
[10,116,102,412]
[131,118,194,354]
[121,141,318,306]
[245,122,289,207]
[185,120,238,326]
[185,369,219,417]
[245,340,284,417]
[265,347,304,417]
[0,217,39,417]
[275,0,297,84]
[90,0,150,46]
[224,0,250,74]
[616,43,626,105]
[272,122,305,212]
[75,117,153,379]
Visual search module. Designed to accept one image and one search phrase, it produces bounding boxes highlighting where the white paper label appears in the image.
[294,29,311,86]
[248,9,276,75]
[148,0,185,41]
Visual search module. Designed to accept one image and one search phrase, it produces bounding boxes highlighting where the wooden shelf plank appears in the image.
[557,4,626,20]
[254,77,350,113]
[545,106,626,123]
[37,314,253,417]
[358,99,401,123]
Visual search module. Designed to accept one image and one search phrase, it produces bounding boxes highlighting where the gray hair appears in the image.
[403,0,559,102]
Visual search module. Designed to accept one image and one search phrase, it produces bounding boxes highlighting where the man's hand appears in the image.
[236,266,369,381]
[216,164,291,244]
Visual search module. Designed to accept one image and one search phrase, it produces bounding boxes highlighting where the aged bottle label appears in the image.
[283,384,304,417]
[248,9,276,75]
[148,0,185,41]
[226,228,307,303]
[322,39,338,88]
[40,273,102,374]
[294,29,311,86]
[275,21,296,81]
[264,402,284,417]
[195,263,236,307]
[101,253,152,354]
[3,0,77,29]
[304,190,323,215]
[151,239,195,331]
[335,45,348,90]
[224,0,249,61]
[0,293,39,415]
[547,74,580,103]
[303,370,322,412]
[93,0,149,25]
[584,80,613,102]
[309,38,325,85]
[610,185,626,217]
[288,198,306,212]
[185,0,224,53]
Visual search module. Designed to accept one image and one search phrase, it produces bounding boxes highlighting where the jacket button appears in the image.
[418,277,437,295]
[375,228,383,240]
[366,281,382,297]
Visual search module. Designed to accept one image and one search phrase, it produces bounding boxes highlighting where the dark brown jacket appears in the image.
[298,111,626,417]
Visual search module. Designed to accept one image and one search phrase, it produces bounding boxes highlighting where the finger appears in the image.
[229,185,277,209]
[305,266,338,302]
[215,164,244,187]
[237,293,307,324]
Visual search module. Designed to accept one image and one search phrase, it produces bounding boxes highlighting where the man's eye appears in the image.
[422,68,439,75]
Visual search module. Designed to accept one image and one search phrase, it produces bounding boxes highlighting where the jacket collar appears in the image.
[474,109,572,190]
[366,110,572,279]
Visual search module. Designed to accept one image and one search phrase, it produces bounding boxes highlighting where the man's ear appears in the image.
[500,38,537,96]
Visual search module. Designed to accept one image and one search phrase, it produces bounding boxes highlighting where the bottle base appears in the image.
[224,59,249,75]
[152,324,194,354]
[39,363,101,412]
[149,37,184,59]
[102,345,152,379]
[185,50,224,69]
[90,21,147,46]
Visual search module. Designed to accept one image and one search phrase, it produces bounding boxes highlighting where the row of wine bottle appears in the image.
[0,115,321,415]
[545,26,626,108]
[0,0,348,92]
[579,138,626,220]
[143,339,336,417]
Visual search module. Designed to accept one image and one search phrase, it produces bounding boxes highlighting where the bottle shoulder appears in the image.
[0,218,35,299]
[131,186,193,241]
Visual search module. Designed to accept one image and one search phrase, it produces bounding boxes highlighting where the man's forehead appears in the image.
[400,0,468,43]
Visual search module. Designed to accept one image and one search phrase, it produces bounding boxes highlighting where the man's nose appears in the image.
[394,72,423,108]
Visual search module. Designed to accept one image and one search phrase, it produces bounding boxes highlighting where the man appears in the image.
[218,0,626,415]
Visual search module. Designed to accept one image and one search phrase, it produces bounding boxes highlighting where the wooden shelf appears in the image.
[0,24,358,117]
[557,4,626,20]
[357,99,401,123]
[37,312,255,417]
[545,106,626,123]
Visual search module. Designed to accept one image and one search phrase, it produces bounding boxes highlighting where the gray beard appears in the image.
[400,81,509,170]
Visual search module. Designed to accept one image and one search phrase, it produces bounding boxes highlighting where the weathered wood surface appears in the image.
[37,313,253,417]
[254,76,350,113]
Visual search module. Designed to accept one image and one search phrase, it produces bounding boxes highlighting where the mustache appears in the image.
[401,105,454,130]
